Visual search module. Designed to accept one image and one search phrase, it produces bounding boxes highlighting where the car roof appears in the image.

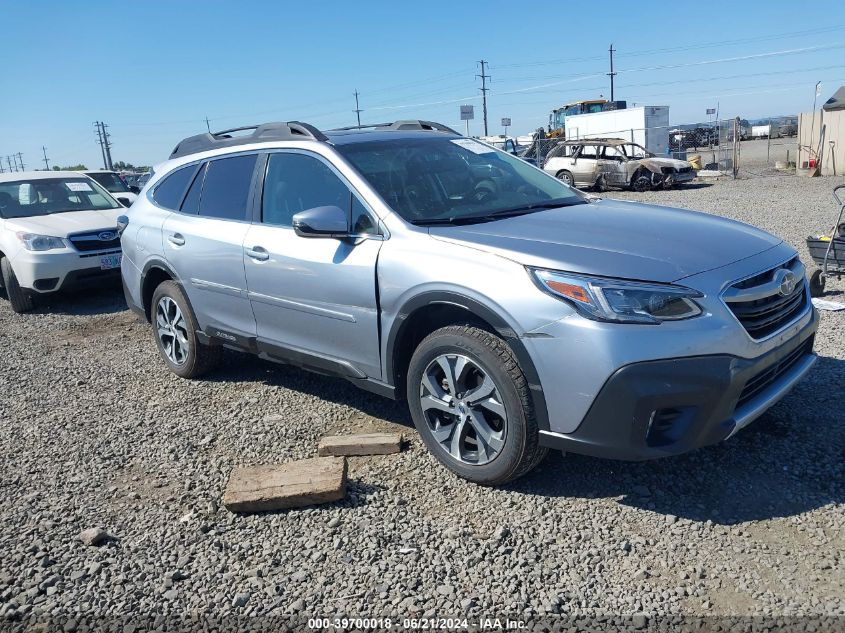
[0,170,95,183]
[83,170,117,174]
[559,138,632,146]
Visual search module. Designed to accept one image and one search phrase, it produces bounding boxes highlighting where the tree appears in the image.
[53,164,87,171]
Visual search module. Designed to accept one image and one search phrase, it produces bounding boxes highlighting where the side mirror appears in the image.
[292,205,349,238]
[129,185,141,194]
[117,197,132,208]
[116,215,129,236]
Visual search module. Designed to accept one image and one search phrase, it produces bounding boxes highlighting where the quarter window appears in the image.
[197,154,257,221]
[180,163,207,215]
[152,165,196,210]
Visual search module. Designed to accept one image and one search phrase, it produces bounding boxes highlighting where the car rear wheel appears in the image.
[0,257,35,313]
[151,281,221,378]
[406,325,546,485]
[555,170,574,187]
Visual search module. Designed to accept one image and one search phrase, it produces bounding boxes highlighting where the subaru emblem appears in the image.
[98,231,116,241]
[775,269,796,297]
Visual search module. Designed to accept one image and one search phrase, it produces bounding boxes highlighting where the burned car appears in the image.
[543,138,696,192]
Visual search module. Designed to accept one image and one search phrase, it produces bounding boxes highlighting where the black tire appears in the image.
[406,325,547,485]
[809,269,826,298]
[555,170,574,187]
[0,257,35,313]
[150,280,221,378]
[631,171,652,192]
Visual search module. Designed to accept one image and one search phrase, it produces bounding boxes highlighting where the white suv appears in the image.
[0,171,124,312]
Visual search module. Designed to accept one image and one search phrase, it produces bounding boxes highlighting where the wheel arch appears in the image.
[140,259,180,322]
[385,291,550,431]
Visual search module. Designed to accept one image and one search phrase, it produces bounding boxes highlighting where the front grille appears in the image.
[79,248,121,259]
[724,258,809,339]
[68,229,120,252]
[737,338,814,408]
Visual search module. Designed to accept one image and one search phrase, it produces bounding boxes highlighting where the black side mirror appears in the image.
[292,205,349,238]
[116,215,129,235]
[117,197,132,208]
[129,185,141,194]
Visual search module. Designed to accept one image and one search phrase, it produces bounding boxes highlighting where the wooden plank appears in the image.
[222,457,347,513]
[317,432,402,457]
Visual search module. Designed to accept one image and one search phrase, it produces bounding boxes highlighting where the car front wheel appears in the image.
[406,325,546,485]
[0,257,35,313]
[151,281,221,378]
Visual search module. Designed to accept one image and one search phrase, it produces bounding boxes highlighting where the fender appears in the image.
[385,290,550,432]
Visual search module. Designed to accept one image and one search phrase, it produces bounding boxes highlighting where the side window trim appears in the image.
[179,161,208,215]
[258,148,381,236]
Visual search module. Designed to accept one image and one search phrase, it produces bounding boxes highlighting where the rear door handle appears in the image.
[245,246,269,262]
[167,233,185,246]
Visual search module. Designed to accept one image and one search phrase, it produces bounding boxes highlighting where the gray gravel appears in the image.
[0,174,843,627]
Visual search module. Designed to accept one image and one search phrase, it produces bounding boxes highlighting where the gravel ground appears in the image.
[0,174,843,630]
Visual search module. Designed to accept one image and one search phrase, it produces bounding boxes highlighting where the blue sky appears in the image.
[1,0,844,170]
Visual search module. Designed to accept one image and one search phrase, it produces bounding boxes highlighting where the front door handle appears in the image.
[167,233,185,246]
[245,246,269,262]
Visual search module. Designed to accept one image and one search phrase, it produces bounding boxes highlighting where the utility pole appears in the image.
[608,44,617,101]
[101,122,114,171]
[6,156,14,172]
[16,153,24,171]
[204,116,211,133]
[353,90,363,128]
[42,146,50,171]
[476,60,490,136]
[95,122,107,169]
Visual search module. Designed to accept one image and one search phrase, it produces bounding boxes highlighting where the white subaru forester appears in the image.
[0,171,126,312]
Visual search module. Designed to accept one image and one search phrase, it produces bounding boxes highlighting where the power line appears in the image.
[477,60,490,136]
[353,90,363,127]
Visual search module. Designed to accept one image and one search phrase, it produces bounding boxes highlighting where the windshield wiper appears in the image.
[410,198,586,227]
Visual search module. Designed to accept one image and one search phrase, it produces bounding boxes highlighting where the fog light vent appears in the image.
[33,277,59,291]
[646,407,694,447]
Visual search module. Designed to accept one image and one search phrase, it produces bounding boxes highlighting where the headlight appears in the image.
[530,268,703,324]
[16,232,66,252]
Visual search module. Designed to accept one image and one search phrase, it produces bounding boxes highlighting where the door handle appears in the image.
[245,246,269,262]
[167,233,185,246]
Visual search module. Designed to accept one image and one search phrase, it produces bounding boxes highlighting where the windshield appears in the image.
[87,171,129,193]
[0,177,120,219]
[337,137,584,224]
[624,143,653,159]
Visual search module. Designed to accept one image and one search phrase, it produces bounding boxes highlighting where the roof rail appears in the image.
[169,121,328,159]
[330,120,461,135]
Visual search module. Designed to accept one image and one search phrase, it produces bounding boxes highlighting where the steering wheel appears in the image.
[473,178,498,203]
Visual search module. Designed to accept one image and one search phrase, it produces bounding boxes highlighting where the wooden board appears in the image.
[223,457,347,513]
[317,433,402,457]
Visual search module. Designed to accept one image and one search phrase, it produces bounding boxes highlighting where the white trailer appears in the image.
[750,124,781,139]
[564,106,670,156]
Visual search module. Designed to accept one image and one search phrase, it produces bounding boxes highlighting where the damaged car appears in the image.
[543,138,696,192]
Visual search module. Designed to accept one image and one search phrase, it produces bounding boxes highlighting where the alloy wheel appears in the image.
[155,296,190,365]
[419,354,507,465]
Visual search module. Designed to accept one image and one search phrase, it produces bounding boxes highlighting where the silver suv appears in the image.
[120,120,818,485]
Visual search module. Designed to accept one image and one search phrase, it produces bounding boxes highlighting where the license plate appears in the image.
[100,254,122,270]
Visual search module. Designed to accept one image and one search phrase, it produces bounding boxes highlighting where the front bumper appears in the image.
[10,247,122,294]
[538,308,818,460]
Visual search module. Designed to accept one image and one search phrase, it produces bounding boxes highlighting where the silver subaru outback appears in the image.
[119,120,818,485]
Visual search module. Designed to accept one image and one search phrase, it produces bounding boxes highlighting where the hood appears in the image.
[640,157,691,170]
[5,208,123,237]
[428,199,781,283]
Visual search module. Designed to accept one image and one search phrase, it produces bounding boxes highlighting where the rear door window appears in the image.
[197,154,257,221]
